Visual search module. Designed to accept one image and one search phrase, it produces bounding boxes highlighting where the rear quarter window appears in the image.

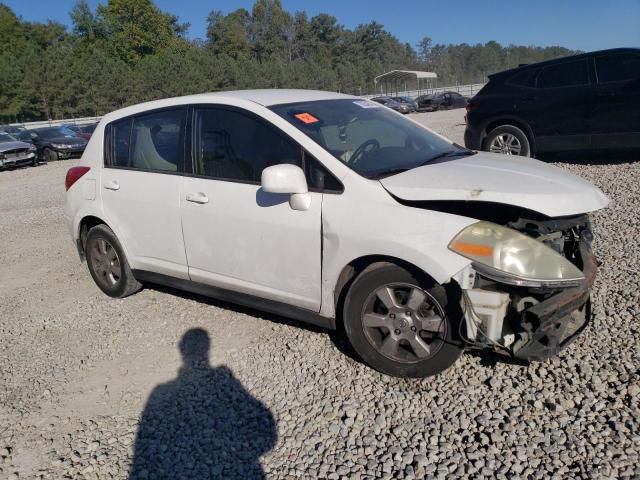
[506,69,539,88]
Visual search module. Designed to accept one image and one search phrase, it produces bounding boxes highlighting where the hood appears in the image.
[379,151,609,217]
[0,141,32,152]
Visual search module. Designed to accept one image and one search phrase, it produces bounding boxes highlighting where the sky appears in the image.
[3,0,639,52]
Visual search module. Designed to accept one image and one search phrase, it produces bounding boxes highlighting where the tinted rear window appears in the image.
[506,69,539,88]
[596,53,640,83]
[538,60,589,88]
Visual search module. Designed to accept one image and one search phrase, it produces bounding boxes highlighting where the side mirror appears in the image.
[261,164,311,211]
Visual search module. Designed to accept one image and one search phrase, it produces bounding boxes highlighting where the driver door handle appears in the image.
[186,192,209,204]
[104,180,120,191]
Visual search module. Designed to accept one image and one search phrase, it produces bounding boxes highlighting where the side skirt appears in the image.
[132,270,336,331]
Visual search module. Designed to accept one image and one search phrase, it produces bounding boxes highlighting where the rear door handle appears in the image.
[104,181,120,191]
[186,192,209,204]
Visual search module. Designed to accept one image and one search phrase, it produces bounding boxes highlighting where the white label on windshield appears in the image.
[353,100,380,108]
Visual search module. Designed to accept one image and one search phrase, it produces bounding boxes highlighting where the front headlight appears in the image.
[449,221,584,287]
[51,143,68,149]
[28,144,36,151]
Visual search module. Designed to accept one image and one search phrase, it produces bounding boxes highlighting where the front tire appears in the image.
[85,224,142,298]
[484,125,531,157]
[43,148,58,162]
[343,264,463,378]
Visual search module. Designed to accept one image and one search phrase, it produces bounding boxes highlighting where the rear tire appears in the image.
[343,263,463,378]
[484,125,531,157]
[85,224,142,298]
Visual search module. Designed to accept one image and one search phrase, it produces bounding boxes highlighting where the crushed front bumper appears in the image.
[56,148,85,160]
[512,236,597,361]
[0,152,36,168]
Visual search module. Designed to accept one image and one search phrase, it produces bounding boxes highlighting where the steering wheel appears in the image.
[350,139,380,166]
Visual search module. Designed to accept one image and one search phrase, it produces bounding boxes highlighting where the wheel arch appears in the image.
[77,215,112,260]
[333,255,437,330]
[482,116,536,154]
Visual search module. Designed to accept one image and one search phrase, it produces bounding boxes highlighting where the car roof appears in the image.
[490,47,640,79]
[102,89,358,124]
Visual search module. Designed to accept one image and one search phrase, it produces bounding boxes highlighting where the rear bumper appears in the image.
[464,125,483,150]
[512,235,597,361]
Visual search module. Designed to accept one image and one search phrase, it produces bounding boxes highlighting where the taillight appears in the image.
[465,101,478,112]
[65,166,90,191]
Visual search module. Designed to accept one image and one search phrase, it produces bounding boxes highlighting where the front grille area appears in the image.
[2,148,29,157]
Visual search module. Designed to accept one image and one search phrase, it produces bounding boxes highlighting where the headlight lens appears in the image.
[28,144,36,151]
[51,143,68,149]
[449,221,584,286]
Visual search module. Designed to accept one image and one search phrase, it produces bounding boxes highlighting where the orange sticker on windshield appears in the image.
[294,112,319,124]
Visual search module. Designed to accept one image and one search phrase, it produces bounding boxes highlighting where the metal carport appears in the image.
[374,70,438,96]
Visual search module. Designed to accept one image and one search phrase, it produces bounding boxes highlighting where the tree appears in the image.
[96,0,189,63]
[0,1,579,121]
[206,9,251,59]
[70,0,106,40]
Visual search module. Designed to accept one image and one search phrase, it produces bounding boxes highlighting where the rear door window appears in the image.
[596,53,640,83]
[537,60,589,88]
[106,108,185,173]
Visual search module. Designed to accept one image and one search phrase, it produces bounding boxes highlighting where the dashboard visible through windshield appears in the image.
[270,99,472,179]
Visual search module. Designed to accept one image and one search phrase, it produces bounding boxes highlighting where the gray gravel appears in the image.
[1,108,639,479]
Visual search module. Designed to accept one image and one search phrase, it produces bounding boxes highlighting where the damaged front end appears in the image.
[452,213,597,362]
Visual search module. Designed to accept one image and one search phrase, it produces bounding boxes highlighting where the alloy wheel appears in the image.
[88,238,122,289]
[489,133,522,155]
[361,283,446,363]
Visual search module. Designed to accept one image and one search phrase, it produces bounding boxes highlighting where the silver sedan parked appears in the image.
[0,132,37,169]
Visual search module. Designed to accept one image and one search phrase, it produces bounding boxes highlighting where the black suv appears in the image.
[465,48,640,157]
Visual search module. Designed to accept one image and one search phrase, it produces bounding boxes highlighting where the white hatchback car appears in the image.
[65,90,608,377]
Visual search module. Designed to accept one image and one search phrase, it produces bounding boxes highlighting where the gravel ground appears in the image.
[0,108,638,479]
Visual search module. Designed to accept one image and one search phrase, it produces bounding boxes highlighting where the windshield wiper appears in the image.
[370,149,477,179]
[369,167,410,179]
[421,149,477,165]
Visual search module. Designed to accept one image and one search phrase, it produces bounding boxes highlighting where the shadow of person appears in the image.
[129,328,277,480]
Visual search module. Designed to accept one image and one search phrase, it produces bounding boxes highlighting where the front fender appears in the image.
[319,190,474,318]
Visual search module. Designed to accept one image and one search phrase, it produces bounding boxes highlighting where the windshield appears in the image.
[0,132,16,144]
[270,99,462,178]
[37,127,77,140]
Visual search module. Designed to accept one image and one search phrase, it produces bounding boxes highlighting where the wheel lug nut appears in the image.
[411,326,417,332]
[394,329,401,335]
[405,311,411,316]
[389,313,395,319]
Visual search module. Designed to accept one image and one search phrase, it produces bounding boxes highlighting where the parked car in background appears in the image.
[77,123,98,141]
[0,125,25,135]
[0,131,37,169]
[416,91,469,112]
[62,124,82,133]
[370,96,411,113]
[65,90,608,378]
[465,47,640,156]
[18,126,87,162]
[391,96,418,112]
